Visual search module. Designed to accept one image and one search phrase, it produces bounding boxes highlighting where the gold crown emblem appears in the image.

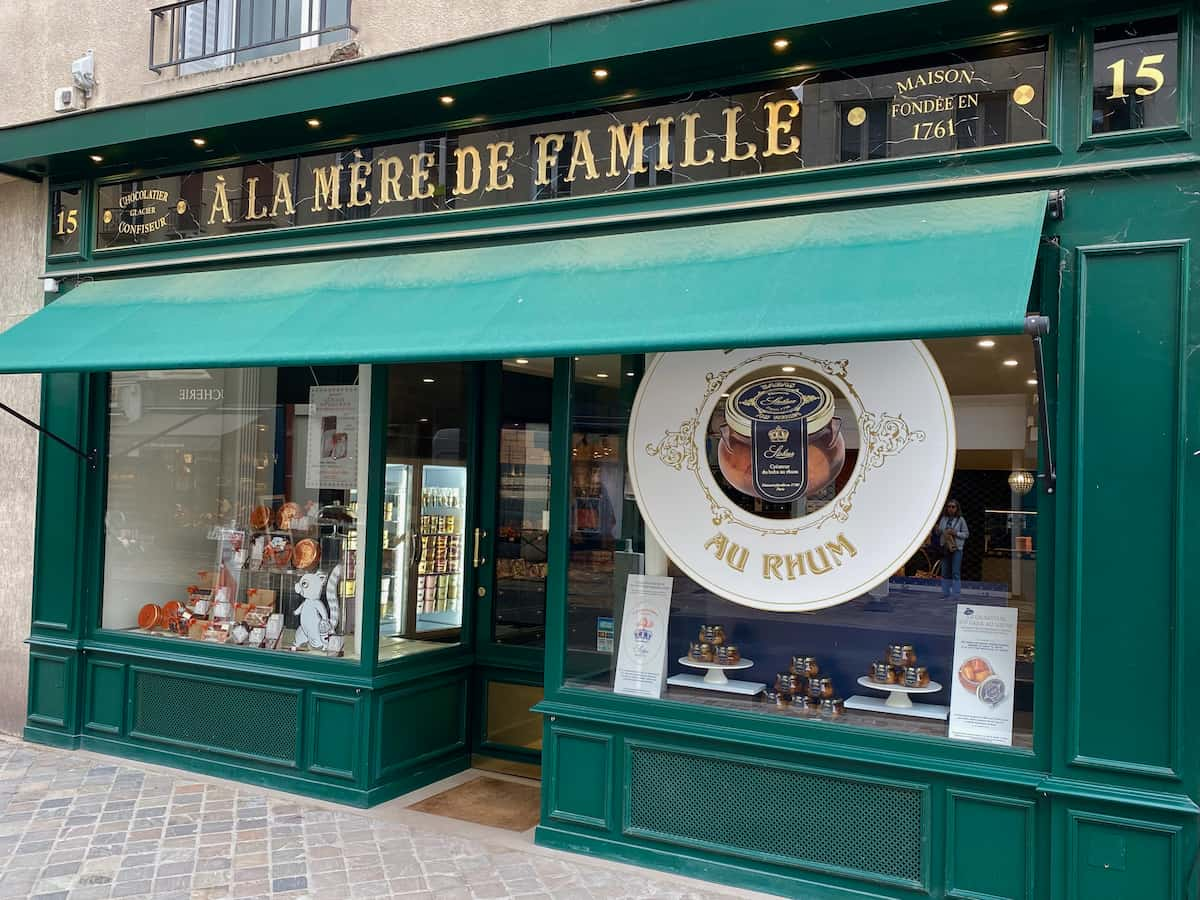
[768,425,790,443]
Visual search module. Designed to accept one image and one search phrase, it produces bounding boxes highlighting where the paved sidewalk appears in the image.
[0,738,758,900]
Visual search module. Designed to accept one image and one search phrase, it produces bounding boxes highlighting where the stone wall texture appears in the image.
[0,0,637,127]
[0,178,45,735]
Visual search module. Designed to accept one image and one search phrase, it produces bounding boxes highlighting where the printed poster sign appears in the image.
[948,604,1019,746]
[613,575,674,699]
[628,342,955,612]
[306,385,359,490]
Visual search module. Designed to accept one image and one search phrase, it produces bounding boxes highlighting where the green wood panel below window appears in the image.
[946,790,1035,899]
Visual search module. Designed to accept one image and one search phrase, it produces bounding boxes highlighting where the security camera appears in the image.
[72,50,96,95]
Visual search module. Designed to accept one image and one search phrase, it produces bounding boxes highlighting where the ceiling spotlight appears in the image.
[439,95,455,106]
[977,339,996,348]
[772,37,791,51]
[1002,359,1019,367]
[515,358,529,365]
[781,365,797,373]
[422,377,436,383]
[419,418,429,423]
[625,371,635,377]
[192,137,207,147]
[596,372,609,379]
[305,118,321,128]
[592,68,609,81]
[89,154,103,163]
[990,1,1010,12]
[1026,378,1038,386]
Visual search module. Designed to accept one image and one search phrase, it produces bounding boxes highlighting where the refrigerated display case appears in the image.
[379,461,467,658]
[416,464,467,632]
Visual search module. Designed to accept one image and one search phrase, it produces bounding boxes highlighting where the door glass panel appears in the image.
[493,359,554,646]
[379,363,471,661]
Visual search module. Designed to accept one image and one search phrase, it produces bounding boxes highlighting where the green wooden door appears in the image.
[471,359,556,767]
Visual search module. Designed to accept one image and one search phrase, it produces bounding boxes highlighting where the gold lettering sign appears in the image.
[887,66,981,143]
[88,37,1047,251]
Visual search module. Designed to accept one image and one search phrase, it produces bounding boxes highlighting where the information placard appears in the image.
[613,575,674,699]
[305,385,359,490]
[948,604,1019,746]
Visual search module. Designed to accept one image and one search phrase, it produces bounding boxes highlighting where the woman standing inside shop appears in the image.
[937,499,969,598]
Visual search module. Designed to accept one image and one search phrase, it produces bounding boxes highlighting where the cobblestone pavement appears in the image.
[0,739,754,900]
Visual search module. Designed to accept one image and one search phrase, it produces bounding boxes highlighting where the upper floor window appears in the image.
[150,0,352,74]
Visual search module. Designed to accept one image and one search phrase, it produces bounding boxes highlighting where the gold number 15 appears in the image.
[1107,53,1167,100]
[54,208,78,236]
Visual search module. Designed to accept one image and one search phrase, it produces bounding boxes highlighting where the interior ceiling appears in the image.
[926,335,1036,397]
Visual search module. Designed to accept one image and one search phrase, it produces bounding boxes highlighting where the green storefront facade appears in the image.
[0,1,1196,897]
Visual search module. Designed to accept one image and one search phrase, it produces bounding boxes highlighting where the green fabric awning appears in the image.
[0,191,1047,373]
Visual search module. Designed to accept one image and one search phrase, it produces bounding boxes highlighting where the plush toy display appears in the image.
[292,571,332,650]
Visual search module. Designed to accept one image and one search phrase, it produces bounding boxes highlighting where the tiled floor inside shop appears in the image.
[0,737,770,899]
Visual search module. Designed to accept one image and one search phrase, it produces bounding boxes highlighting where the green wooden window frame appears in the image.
[46,181,88,262]
[1079,4,1193,150]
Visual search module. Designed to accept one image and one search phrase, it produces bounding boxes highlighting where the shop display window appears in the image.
[565,341,1041,747]
[102,366,369,658]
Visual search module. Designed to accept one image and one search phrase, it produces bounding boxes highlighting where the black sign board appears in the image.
[1091,16,1180,135]
[90,36,1048,252]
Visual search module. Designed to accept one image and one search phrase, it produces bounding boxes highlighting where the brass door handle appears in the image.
[473,527,487,568]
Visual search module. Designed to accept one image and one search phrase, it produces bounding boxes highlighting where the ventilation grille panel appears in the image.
[132,670,298,766]
[628,745,923,885]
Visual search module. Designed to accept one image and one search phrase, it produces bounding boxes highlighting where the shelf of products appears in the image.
[131,499,358,657]
[416,490,464,619]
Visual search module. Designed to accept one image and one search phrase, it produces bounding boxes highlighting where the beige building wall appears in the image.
[0,1,649,734]
[0,0,638,127]
[0,177,45,735]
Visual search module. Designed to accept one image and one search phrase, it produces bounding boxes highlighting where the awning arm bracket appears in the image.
[1024,314,1055,494]
[0,400,97,470]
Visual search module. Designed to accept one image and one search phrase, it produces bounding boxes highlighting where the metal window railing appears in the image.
[149,0,354,73]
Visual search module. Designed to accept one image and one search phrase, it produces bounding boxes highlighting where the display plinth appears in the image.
[845,676,949,720]
[668,658,765,696]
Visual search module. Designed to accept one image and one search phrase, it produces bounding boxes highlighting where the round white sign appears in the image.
[628,342,956,612]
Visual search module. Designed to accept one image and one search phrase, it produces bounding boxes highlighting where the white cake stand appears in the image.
[845,676,948,720]
[667,657,765,696]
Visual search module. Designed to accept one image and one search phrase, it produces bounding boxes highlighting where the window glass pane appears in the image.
[103,366,369,658]
[493,359,554,646]
[1092,16,1179,134]
[235,0,300,62]
[565,340,1039,747]
[379,363,470,661]
[566,355,644,680]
